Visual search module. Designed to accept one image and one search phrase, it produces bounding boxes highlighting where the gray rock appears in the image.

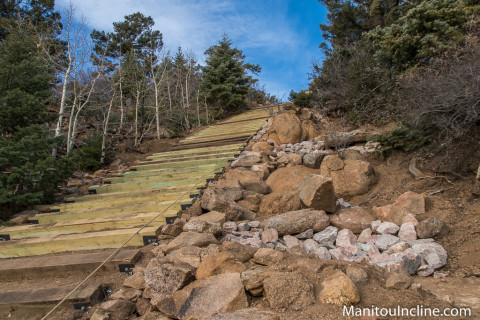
[335,229,357,248]
[398,222,417,241]
[295,229,314,239]
[261,228,279,243]
[371,220,381,232]
[313,226,338,248]
[346,266,368,285]
[302,239,322,254]
[402,254,421,275]
[303,153,324,169]
[375,234,401,251]
[237,223,251,231]
[416,217,449,239]
[317,246,332,260]
[283,235,301,248]
[263,209,330,236]
[412,243,448,269]
[377,222,400,235]
[223,221,238,233]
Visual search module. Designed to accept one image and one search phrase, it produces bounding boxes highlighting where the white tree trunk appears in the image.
[101,94,115,164]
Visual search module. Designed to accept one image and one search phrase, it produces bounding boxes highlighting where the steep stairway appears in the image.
[0,107,272,316]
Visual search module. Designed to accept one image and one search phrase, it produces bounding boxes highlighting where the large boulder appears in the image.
[217,168,264,188]
[373,191,425,226]
[167,246,203,268]
[263,209,330,236]
[166,232,218,253]
[266,165,323,194]
[298,174,337,213]
[258,191,302,216]
[319,270,360,306]
[329,207,375,233]
[266,111,305,145]
[239,180,271,194]
[301,119,321,140]
[320,155,375,197]
[263,272,315,311]
[172,273,248,319]
[144,257,195,307]
[201,188,255,221]
[196,251,246,279]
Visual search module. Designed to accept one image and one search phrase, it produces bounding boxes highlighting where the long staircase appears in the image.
[0,108,271,317]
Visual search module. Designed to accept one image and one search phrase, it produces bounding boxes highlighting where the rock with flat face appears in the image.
[267,111,305,145]
[320,155,375,197]
[166,232,218,253]
[335,229,357,248]
[398,222,417,241]
[172,273,248,319]
[298,174,337,212]
[330,208,375,233]
[416,217,449,239]
[412,243,448,269]
[144,257,195,307]
[263,272,315,311]
[263,209,330,236]
[196,251,246,279]
[375,234,401,251]
[240,180,272,195]
[373,191,425,226]
[377,222,400,235]
[319,270,360,306]
[258,191,302,216]
[313,226,338,248]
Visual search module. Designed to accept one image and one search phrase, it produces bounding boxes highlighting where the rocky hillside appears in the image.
[85,108,480,320]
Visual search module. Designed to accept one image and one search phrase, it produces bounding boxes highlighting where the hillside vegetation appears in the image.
[292,0,480,174]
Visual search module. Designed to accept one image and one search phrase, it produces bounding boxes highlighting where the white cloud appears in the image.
[55,0,316,97]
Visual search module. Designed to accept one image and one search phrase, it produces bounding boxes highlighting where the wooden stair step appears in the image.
[0,248,141,281]
[0,226,160,258]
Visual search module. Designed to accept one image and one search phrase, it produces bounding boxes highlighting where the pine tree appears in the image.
[200,34,260,119]
[0,2,73,219]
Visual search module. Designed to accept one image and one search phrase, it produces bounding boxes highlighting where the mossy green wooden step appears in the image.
[148,143,243,157]
[5,210,177,239]
[131,157,230,171]
[29,200,183,224]
[0,226,161,258]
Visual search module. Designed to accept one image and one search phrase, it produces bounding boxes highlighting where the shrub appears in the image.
[72,134,115,172]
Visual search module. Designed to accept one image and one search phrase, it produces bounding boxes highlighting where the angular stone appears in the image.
[263,272,315,311]
[201,188,254,221]
[248,220,260,228]
[302,153,324,169]
[96,299,135,320]
[320,156,375,197]
[237,222,251,231]
[402,213,419,226]
[371,220,381,232]
[196,251,246,279]
[173,273,248,319]
[412,243,448,269]
[241,269,268,296]
[190,211,226,226]
[319,270,360,306]
[240,180,272,195]
[231,154,263,168]
[110,288,142,301]
[385,270,412,289]
[417,265,435,277]
[298,174,337,212]
[357,228,372,243]
[346,266,368,286]
[135,298,154,316]
[168,246,203,268]
[376,222,400,235]
[398,222,417,241]
[283,235,301,248]
[336,229,357,248]
[161,224,183,237]
[386,241,409,254]
[258,191,302,216]
[402,254,421,275]
[253,248,284,266]
[288,153,303,165]
[220,241,258,262]
[375,234,401,251]
[302,239,321,254]
[416,217,449,239]
[144,257,195,306]
[263,209,330,236]
[373,191,425,226]
[166,232,218,253]
[295,229,314,239]
[313,226,338,248]
[329,248,348,261]
[123,272,145,290]
[261,228,279,243]
[330,208,375,233]
[183,220,222,235]
[223,221,238,233]
[317,247,332,260]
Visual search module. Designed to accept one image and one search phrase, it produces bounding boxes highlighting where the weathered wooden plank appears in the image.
[0,284,103,308]
[0,226,160,258]
[148,143,243,157]
[0,248,141,281]
[8,210,176,239]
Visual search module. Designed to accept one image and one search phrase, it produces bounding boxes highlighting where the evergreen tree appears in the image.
[0,1,73,219]
[200,34,260,118]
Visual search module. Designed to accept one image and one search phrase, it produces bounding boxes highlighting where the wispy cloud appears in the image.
[56,0,324,98]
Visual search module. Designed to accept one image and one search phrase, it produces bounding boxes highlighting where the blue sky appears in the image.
[54,0,327,100]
